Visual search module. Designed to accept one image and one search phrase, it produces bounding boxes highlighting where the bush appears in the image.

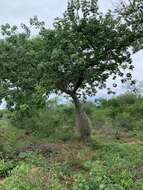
[115,112,133,129]
[12,105,74,140]
[0,160,15,177]
[2,163,48,190]
[103,93,139,108]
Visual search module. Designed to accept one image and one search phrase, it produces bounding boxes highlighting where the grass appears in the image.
[1,124,143,189]
[1,93,143,189]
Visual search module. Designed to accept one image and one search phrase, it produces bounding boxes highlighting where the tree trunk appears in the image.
[72,94,91,140]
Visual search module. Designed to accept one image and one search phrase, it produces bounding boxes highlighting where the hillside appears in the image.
[1,94,143,190]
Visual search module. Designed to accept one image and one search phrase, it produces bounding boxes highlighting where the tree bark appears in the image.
[72,94,91,140]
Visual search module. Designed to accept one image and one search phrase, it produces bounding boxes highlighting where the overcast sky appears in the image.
[0,0,143,107]
[0,0,118,26]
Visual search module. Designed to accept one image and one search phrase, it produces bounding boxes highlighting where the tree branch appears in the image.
[73,76,84,93]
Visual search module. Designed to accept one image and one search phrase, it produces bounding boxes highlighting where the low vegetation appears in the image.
[1,93,143,190]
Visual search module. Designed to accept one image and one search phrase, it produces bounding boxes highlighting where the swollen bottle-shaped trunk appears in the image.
[72,94,91,140]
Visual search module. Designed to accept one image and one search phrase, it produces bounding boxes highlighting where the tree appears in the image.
[118,0,143,51]
[0,0,135,140]
[0,24,46,115]
[31,0,134,139]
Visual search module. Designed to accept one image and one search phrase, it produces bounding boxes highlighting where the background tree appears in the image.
[0,0,135,140]
[0,24,46,116]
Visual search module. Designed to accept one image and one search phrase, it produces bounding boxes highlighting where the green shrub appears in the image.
[0,160,15,177]
[2,163,48,190]
[103,93,139,108]
[115,112,132,129]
